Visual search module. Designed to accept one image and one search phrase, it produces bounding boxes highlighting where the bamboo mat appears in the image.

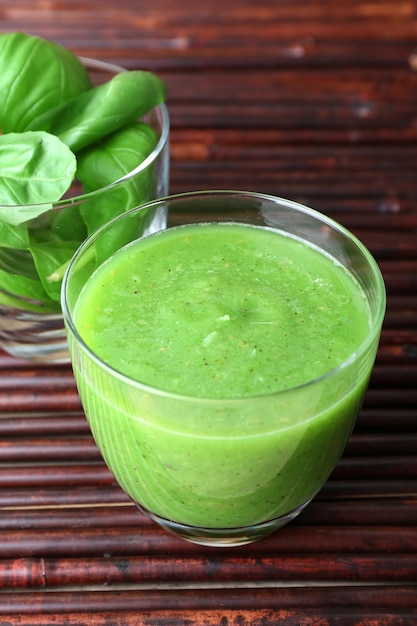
[0,1,416,624]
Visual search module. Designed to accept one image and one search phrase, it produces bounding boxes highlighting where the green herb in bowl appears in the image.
[0,31,169,361]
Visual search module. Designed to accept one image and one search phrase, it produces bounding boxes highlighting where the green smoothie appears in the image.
[71,222,373,528]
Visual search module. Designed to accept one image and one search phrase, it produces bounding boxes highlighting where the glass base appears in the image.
[0,306,69,363]
[138,499,313,547]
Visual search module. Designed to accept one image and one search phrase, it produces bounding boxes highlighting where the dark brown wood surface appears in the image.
[0,1,417,624]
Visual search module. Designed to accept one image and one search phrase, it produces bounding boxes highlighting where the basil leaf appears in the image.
[0,131,77,225]
[29,240,81,301]
[0,247,37,278]
[76,122,160,263]
[0,32,92,133]
[29,71,166,152]
[0,219,29,249]
[49,205,88,244]
[77,122,158,233]
[77,122,158,190]
[0,266,58,313]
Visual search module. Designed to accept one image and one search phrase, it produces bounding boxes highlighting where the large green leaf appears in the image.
[49,204,88,244]
[0,131,77,225]
[0,266,58,312]
[0,219,29,249]
[0,31,92,133]
[30,240,81,301]
[77,122,159,262]
[28,71,166,152]
[77,122,158,232]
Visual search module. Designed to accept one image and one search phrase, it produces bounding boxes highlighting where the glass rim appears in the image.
[62,189,386,405]
[0,57,170,210]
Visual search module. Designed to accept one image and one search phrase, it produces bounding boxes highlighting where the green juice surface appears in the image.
[72,223,373,528]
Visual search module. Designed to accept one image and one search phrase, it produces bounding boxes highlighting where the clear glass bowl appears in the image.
[0,58,169,363]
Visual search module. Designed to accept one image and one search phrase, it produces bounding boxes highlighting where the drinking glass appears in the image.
[0,59,169,363]
[62,191,385,546]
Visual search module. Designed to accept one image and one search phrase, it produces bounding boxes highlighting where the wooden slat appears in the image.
[0,554,415,588]
[1,497,416,531]
[0,586,416,613]
[0,525,416,560]
[0,609,414,626]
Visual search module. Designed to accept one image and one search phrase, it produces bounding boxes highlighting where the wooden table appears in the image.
[0,1,416,624]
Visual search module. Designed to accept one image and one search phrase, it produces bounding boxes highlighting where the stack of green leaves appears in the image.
[0,32,167,311]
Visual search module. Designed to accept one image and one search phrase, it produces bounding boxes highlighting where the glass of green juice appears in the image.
[62,190,386,547]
